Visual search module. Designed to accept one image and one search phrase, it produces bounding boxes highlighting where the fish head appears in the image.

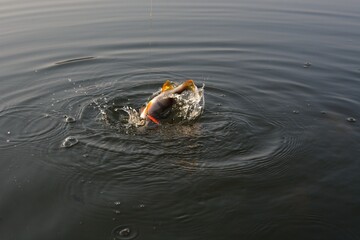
[140,100,152,119]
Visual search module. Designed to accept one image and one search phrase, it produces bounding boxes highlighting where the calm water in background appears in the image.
[1,0,360,239]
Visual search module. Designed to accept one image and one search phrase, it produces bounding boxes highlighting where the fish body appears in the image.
[140,79,196,124]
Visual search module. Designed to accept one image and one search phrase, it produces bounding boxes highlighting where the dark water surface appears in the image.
[1,0,360,239]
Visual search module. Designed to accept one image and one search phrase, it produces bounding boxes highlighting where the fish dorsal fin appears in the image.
[161,80,174,92]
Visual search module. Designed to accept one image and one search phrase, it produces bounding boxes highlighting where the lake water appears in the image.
[1,0,360,239]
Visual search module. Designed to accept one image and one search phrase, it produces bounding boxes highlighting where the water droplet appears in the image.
[61,136,79,148]
[6,139,10,143]
[7,131,10,135]
[64,115,76,123]
[119,228,131,237]
[112,225,138,240]
[303,62,312,68]
[347,117,356,123]
[114,201,121,206]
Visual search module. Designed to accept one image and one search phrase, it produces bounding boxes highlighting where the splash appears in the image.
[171,83,205,121]
[123,82,205,127]
[122,106,145,127]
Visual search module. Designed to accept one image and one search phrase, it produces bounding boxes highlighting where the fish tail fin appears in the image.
[183,79,196,91]
[162,80,174,92]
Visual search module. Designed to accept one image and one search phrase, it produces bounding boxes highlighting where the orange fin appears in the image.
[183,79,195,91]
[162,80,174,92]
[147,114,160,125]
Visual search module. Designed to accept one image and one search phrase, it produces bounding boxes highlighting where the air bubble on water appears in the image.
[347,117,356,123]
[303,62,312,68]
[61,136,79,148]
[114,201,121,206]
[119,227,131,236]
[112,224,138,239]
[64,115,76,123]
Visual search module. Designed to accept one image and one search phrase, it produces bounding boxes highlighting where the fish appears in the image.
[139,79,196,125]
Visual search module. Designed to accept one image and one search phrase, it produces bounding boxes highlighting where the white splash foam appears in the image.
[122,106,145,128]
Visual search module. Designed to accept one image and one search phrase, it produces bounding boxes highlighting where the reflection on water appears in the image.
[1,0,360,239]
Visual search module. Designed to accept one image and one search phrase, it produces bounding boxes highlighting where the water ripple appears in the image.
[249,214,359,240]
[0,105,64,149]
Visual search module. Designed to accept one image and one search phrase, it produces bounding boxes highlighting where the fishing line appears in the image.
[150,0,153,17]
[148,0,153,75]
